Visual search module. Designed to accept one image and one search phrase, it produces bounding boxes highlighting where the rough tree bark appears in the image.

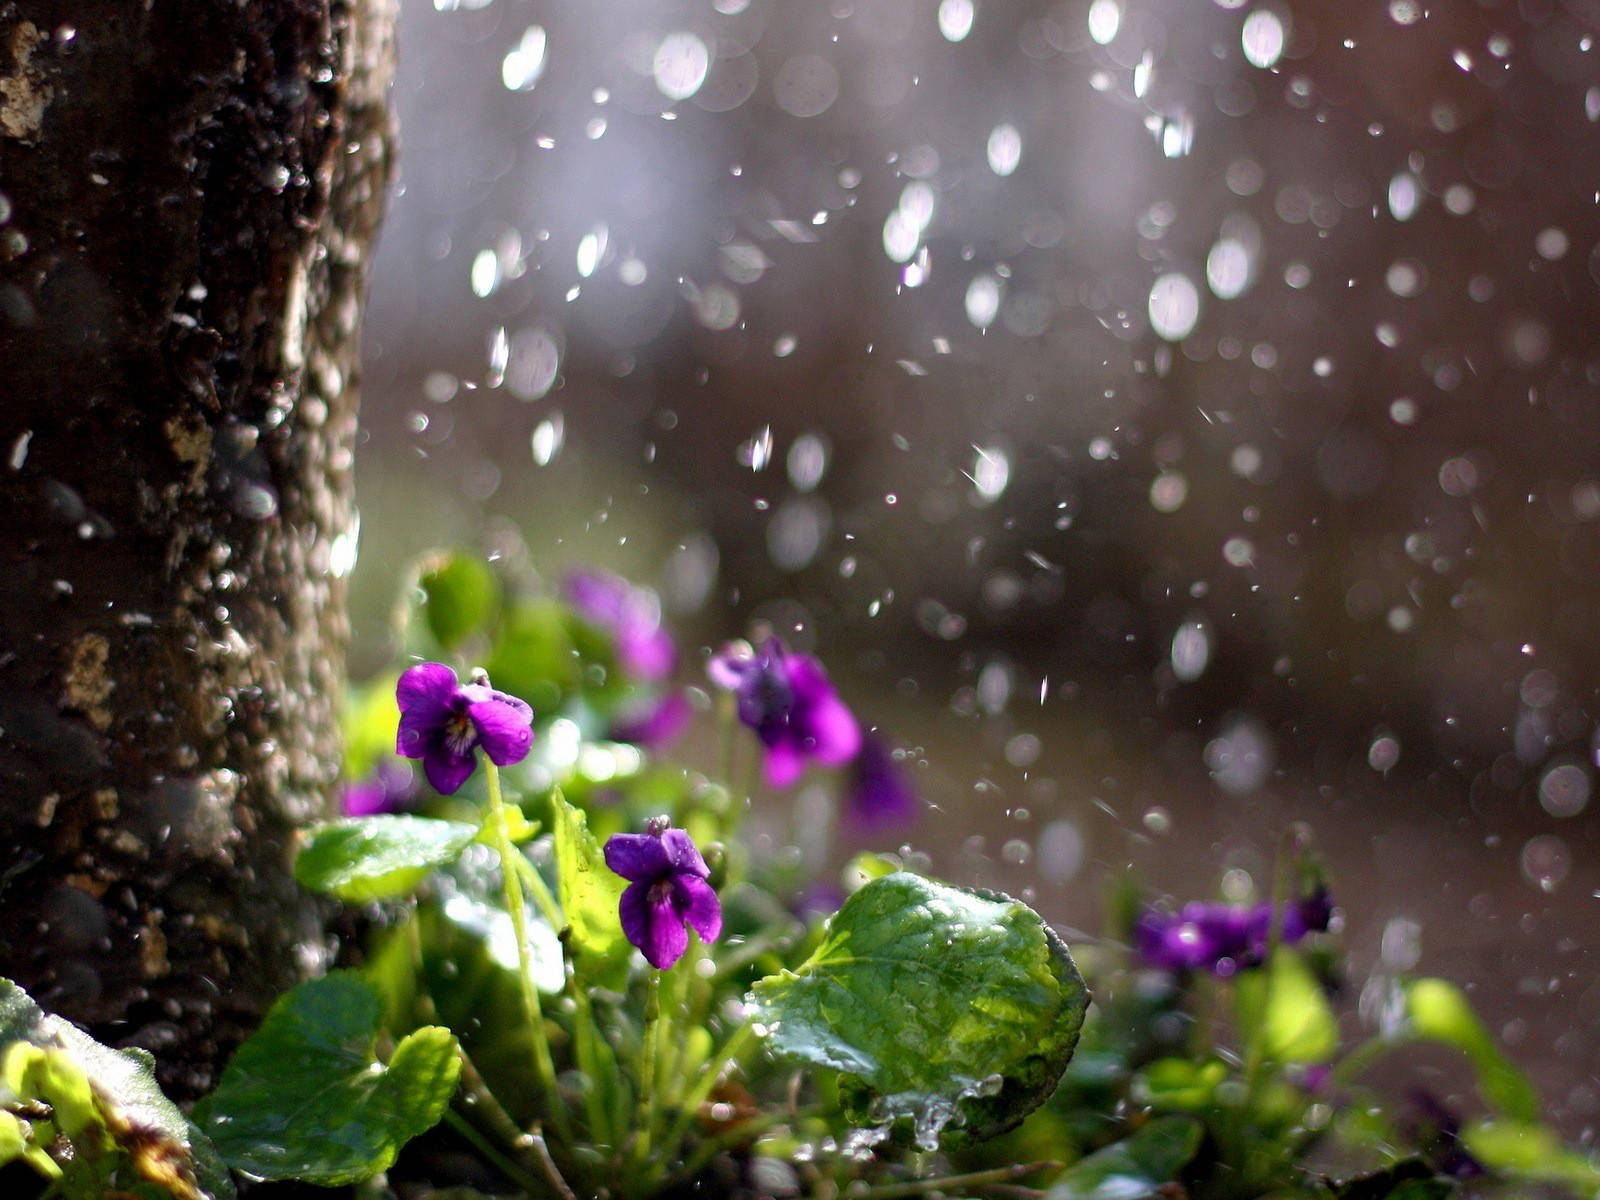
[0,0,395,1098]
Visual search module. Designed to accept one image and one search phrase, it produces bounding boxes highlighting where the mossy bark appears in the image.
[0,0,395,1098]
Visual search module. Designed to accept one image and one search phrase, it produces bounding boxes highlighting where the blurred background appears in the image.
[351,0,1600,1141]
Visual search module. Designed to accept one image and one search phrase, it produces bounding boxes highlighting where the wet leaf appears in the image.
[1462,1119,1600,1191]
[551,791,631,985]
[1043,1115,1202,1198]
[418,550,500,649]
[0,977,234,1199]
[748,872,1089,1149]
[1235,947,1338,1064]
[1404,979,1538,1122]
[194,972,459,1186]
[294,815,480,901]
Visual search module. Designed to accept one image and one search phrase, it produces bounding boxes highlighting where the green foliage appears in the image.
[417,550,501,649]
[552,789,632,984]
[1043,1115,1202,1198]
[344,671,401,777]
[1462,1119,1600,1192]
[1403,979,1539,1121]
[1235,946,1339,1064]
[1308,1160,1456,1199]
[294,814,481,901]
[0,977,234,1200]
[193,972,460,1186]
[748,872,1089,1149]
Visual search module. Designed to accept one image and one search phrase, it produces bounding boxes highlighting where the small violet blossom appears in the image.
[708,638,861,788]
[603,818,722,970]
[844,734,919,834]
[609,690,693,752]
[395,662,534,795]
[341,758,417,816]
[564,569,675,683]
[1135,888,1333,976]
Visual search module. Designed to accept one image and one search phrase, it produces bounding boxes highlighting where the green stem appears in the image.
[662,1016,756,1156]
[672,1104,825,1186]
[442,1108,547,1197]
[511,845,563,933]
[484,760,572,1147]
[569,976,612,1147]
[633,970,662,1169]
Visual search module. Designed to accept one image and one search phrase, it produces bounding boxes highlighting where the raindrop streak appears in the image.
[1170,618,1212,682]
[576,224,608,277]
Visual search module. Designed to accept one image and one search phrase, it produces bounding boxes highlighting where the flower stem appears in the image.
[855,1161,1061,1199]
[661,1015,756,1157]
[484,759,572,1147]
[633,970,662,1169]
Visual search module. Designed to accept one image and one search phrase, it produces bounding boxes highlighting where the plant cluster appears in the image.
[0,551,1593,1200]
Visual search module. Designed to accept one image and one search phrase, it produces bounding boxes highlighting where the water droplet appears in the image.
[986,123,1022,177]
[531,413,565,465]
[938,0,974,41]
[1388,171,1421,221]
[970,445,1010,504]
[737,425,774,471]
[1538,761,1591,818]
[774,54,840,118]
[1087,0,1121,44]
[1170,617,1212,681]
[576,224,608,277]
[501,25,547,92]
[1367,733,1401,772]
[1148,272,1200,340]
[1520,834,1570,893]
[1241,9,1286,68]
[653,32,710,101]
[965,274,1002,328]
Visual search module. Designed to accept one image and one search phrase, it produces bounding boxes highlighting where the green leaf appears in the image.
[0,977,235,1199]
[551,792,631,982]
[1044,1116,1202,1198]
[1235,947,1338,1064]
[748,872,1089,1149]
[1462,1119,1600,1191]
[1404,979,1538,1121]
[1132,1057,1228,1111]
[194,972,460,1186]
[294,816,480,901]
[485,600,580,716]
[343,673,401,779]
[418,551,501,649]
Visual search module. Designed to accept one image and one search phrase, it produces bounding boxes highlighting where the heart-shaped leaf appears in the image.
[193,972,459,1185]
[295,815,480,901]
[748,872,1088,1149]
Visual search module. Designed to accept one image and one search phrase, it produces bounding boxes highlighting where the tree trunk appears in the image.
[0,0,395,1098]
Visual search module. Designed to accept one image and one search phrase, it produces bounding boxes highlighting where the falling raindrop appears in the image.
[501,25,548,92]
[1148,272,1200,341]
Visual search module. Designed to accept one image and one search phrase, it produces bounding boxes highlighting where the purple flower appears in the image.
[609,690,693,751]
[844,734,919,834]
[564,569,675,683]
[341,758,418,816]
[708,638,861,788]
[1135,888,1333,976]
[395,662,534,795]
[603,819,722,969]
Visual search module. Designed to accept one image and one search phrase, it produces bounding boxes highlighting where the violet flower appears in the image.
[708,638,861,788]
[395,662,534,795]
[564,569,675,683]
[603,818,722,970]
[1135,887,1333,976]
[609,689,693,752]
[844,734,919,834]
[341,758,417,816]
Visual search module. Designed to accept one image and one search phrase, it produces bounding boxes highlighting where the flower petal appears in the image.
[610,691,692,750]
[397,662,459,718]
[423,748,477,796]
[468,697,534,766]
[660,828,709,878]
[618,879,655,960]
[604,831,670,882]
[763,739,805,789]
[643,888,689,969]
[802,692,861,766]
[707,644,755,691]
[674,874,722,945]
